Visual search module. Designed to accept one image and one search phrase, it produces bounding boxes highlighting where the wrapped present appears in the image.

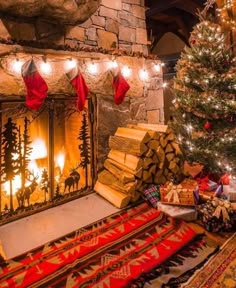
[157,202,197,221]
[196,176,217,191]
[160,178,199,206]
[222,185,236,202]
[143,185,160,208]
[197,197,236,232]
[199,184,223,202]
[220,173,230,185]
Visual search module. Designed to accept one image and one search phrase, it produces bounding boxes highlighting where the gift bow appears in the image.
[212,198,231,222]
[165,185,181,203]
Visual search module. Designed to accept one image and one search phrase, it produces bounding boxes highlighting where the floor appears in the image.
[0,193,119,259]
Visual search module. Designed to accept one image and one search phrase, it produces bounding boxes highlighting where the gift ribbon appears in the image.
[165,188,180,203]
[212,198,231,222]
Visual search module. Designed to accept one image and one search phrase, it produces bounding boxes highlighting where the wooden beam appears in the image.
[146,0,179,17]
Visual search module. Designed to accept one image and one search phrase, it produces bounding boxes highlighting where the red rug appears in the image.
[0,202,210,288]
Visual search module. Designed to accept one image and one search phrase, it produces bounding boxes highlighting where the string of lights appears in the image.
[0,50,167,87]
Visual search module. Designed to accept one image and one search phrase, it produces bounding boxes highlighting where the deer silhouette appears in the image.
[64,169,80,193]
[16,176,39,207]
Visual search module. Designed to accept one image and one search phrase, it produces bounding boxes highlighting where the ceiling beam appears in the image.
[145,0,179,17]
[175,0,203,16]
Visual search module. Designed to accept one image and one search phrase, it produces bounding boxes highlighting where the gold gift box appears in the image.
[160,179,198,206]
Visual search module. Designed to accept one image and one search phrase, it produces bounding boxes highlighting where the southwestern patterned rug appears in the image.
[182,233,236,288]
[0,202,218,288]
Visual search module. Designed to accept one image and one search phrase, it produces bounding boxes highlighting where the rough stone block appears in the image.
[122,3,132,12]
[86,27,97,41]
[66,26,86,41]
[132,5,145,19]
[119,26,135,43]
[136,28,147,44]
[101,0,122,10]
[146,89,163,110]
[99,6,118,20]
[106,19,119,34]
[97,30,117,50]
[91,15,106,27]
[147,110,163,124]
[119,11,137,27]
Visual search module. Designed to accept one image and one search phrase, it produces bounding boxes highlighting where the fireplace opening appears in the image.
[0,96,96,225]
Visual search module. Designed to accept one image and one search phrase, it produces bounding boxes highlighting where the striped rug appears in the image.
[0,202,217,288]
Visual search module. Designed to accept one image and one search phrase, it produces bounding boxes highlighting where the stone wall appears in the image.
[0,0,148,56]
[0,0,164,169]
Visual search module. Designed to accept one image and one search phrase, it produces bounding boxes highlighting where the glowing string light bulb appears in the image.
[121,66,131,78]
[12,58,24,74]
[154,63,161,72]
[139,68,149,81]
[87,62,98,75]
[40,57,52,74]
[65,58,77,70]
[108,60,118,69]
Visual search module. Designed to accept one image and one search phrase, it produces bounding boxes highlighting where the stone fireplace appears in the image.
[0,0,164,224]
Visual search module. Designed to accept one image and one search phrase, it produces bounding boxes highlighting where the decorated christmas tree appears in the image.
[170,15,236,176]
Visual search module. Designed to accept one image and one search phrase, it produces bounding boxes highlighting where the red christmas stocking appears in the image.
[21,59,48,110]
[66,67,89,111]
[112,72,130,105]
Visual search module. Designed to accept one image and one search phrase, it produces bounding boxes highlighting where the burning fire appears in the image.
[2,138,66,196]
[30,138,47,159]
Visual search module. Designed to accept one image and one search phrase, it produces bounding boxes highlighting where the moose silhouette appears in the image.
[64,169,80,193]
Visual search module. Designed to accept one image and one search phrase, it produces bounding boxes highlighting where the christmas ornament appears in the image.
[112,71,130,105]
[66,66,89,111]
[204,121,211,130]
[21,59,48,110]
[230,115,235,123]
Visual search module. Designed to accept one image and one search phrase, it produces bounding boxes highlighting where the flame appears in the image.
[3,175,22,196]
[55,152,65,174]
[30,138,47,159]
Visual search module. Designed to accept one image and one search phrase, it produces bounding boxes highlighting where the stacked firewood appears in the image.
[94,123,183,208]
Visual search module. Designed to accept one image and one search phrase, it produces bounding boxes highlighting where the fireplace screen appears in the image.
[0,97,95,225]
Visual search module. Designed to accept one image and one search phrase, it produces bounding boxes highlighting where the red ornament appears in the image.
[204,121,211,130]
[191,39,196,45]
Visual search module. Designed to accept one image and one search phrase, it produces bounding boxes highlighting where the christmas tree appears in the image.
[170,15,236,176]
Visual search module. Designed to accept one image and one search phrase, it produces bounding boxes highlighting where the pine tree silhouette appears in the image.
[18,117,32,203]
[41,168,49,202]
[1,118,19,211]
[78,112,91,187]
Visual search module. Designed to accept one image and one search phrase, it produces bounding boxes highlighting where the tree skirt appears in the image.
[0,202,217,288]
[182,233,236,288]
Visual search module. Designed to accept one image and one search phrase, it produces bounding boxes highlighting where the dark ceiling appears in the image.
[145,0,211,52]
